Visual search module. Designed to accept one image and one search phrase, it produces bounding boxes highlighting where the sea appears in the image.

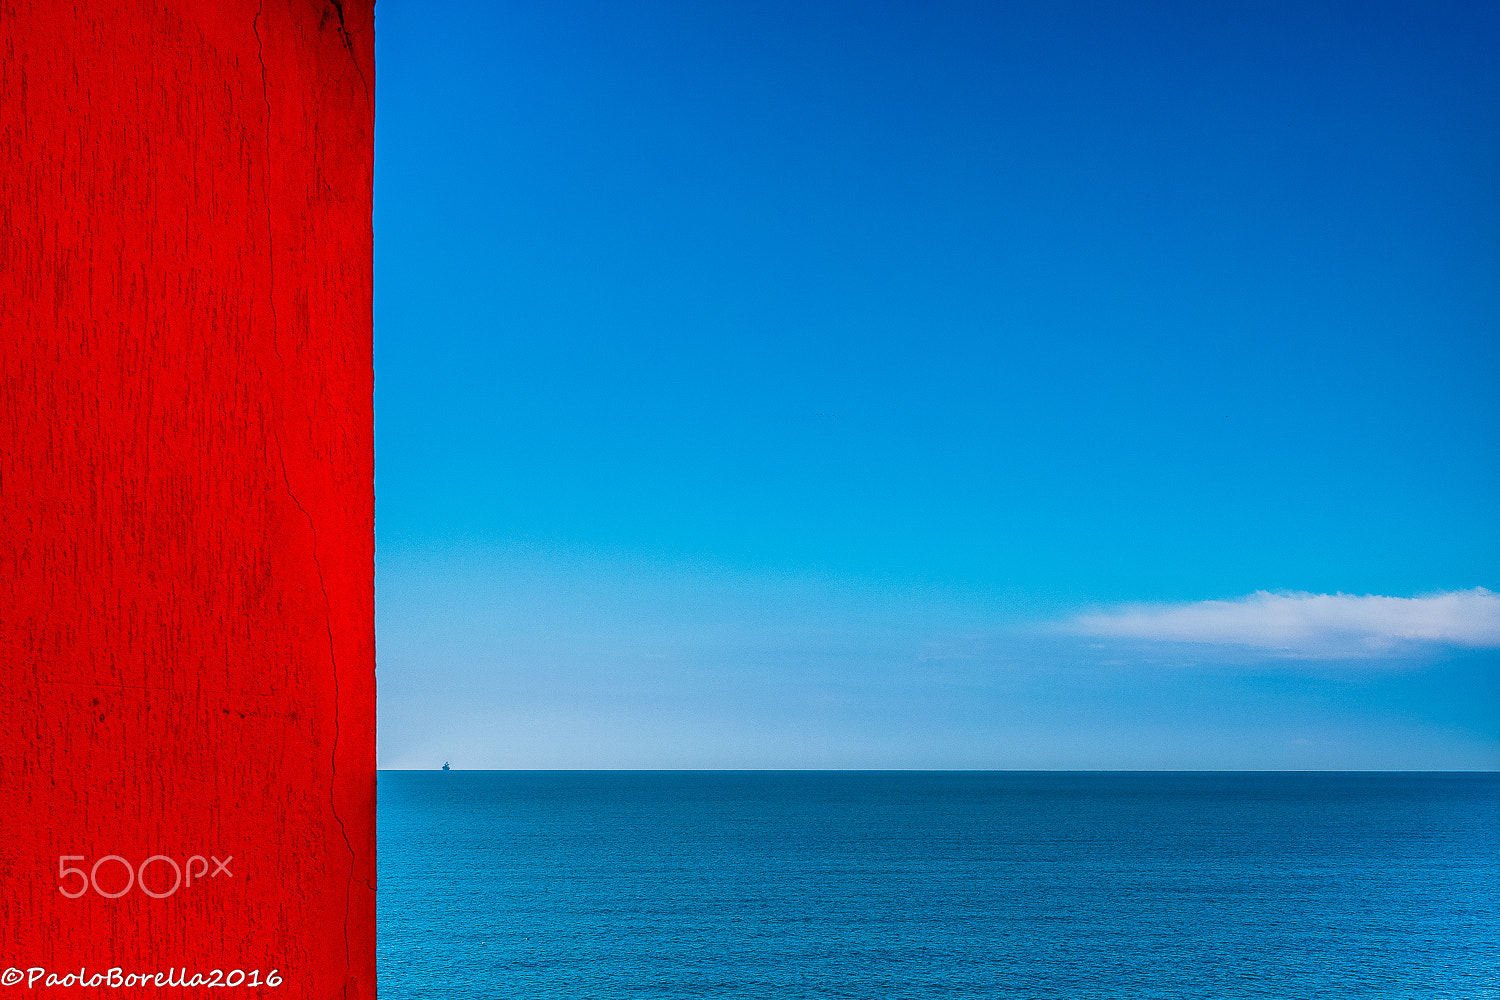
[378,771,1499,999]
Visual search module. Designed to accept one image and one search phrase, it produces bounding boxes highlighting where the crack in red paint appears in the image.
[252,3,282,364]
[326,1,370,100]
[275,433,356,991]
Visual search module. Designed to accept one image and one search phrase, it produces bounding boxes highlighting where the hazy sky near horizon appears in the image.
[373,0,1499,769]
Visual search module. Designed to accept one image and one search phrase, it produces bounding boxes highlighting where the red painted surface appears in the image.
[0,3,374,996]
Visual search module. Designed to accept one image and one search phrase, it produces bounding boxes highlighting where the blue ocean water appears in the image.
[378,771,1499,998]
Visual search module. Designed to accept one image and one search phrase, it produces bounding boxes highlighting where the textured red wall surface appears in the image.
[0,2,374,996]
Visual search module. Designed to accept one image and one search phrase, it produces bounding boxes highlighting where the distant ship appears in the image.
[441,761,450,771]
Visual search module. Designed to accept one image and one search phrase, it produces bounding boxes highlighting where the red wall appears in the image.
[0,2,375,995]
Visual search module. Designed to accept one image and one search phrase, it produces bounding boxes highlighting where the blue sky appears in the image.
[373,0,1499,769]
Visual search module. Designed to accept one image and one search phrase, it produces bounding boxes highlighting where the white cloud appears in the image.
[1071,588,1500,658]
